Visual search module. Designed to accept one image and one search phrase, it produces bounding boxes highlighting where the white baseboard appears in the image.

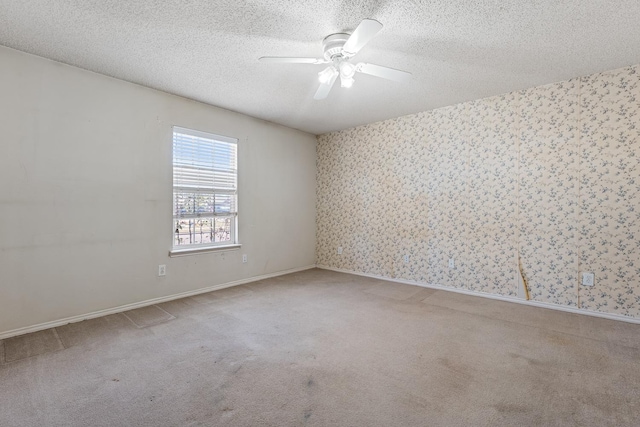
[317,265,640,325]
[0,265,316,340]
[4,263,637,340]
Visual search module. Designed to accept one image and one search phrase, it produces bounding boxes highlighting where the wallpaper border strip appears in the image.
[317,265,640,325]
[0,265,317,340]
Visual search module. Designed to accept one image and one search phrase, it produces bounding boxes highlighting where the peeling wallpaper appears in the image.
[316,65,640,319]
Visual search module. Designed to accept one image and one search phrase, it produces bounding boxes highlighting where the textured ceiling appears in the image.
[2,1,640,135]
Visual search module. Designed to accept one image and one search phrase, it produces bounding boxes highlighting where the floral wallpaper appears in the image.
[579,67,640,317]
[316,64,640,319]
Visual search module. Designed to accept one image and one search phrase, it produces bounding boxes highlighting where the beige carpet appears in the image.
[1,268,639,426]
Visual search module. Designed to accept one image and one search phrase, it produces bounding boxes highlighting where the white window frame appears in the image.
[169,126,240,256]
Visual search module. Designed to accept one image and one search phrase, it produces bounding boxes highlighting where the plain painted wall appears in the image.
[0,46,317,334]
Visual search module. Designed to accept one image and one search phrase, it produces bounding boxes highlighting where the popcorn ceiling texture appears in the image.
[316,64,640,319]
[2,1,640,134]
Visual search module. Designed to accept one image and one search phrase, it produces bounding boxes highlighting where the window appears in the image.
[172,126,238,251]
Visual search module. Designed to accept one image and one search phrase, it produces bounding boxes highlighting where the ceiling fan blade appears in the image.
[342,19,383,56]
[259,57,327,64]
[313,74,338,100]
[356,63,412,83]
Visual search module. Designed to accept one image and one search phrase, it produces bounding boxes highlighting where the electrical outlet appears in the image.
[449,258,455,269]
[337,247,343,255]
[242,254,248,263]
[582,272,595,287]
[403,254,409,263]
[158,265,166,277]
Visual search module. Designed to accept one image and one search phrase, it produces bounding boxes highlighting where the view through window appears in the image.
[172,127,238,248]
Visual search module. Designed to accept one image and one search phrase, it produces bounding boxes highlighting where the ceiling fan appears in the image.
[259,19,412,100]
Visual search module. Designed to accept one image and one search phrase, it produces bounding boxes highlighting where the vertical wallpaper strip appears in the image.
[426,104,468,289]
[466,93,519,296]
[519,79,580,307]
[394,114,430,283]
[316,64,640,319]
[515,88,524,299]
[577,77,583,310]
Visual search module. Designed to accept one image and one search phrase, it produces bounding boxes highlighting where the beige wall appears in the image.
[0,46,317,335]
[317,65,640,319]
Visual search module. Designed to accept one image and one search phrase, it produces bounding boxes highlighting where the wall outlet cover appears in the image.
[582,272,595,286]
[337,247,343,255]
[449,258,455,269]
[403,254,409,263]
[158,265,166,277]
[242,254,248,263]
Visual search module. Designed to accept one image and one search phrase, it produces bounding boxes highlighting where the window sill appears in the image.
[169,244,242,257]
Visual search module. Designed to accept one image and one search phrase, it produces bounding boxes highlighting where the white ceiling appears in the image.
[2,1,640,135]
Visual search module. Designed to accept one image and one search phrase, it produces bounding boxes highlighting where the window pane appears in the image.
[174,216,233,246]
[174,192,214,217]
[214,193,236,214]
[213,217,232,243]
[173,192,237,217]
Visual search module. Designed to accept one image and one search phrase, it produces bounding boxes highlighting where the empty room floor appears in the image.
[1,269,639,426]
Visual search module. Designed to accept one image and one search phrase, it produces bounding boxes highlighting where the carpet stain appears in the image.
[545,333,573,347]
[304,409,313,420]
[307,377,315,387]
[508,352,546,367]
[435,357,475,394]
[437,357,474,379]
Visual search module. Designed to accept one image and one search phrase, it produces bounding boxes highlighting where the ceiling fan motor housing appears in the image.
[322,33,351,60]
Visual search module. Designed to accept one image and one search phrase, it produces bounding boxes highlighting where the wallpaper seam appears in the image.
[515,91,521,298]
[577,77,583,309]
[465,102,470,291]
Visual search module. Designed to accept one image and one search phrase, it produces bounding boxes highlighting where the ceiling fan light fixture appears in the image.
[318,66,338,84]
[339,62,356,88]
[340,75,355,88]
[339,61,356,79]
